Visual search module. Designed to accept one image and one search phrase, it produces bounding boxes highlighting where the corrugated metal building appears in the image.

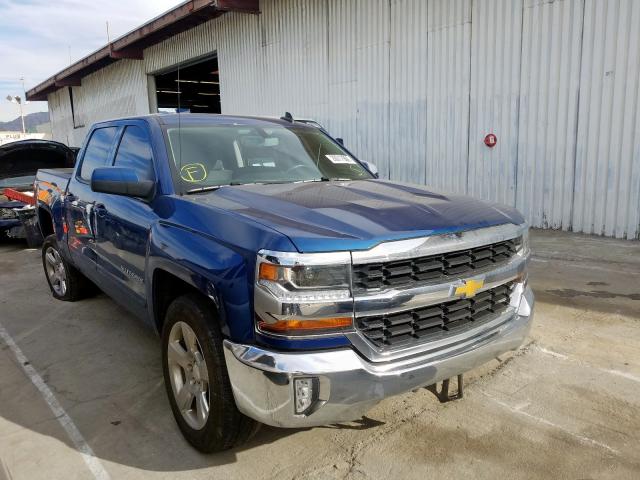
[27,0,640,239]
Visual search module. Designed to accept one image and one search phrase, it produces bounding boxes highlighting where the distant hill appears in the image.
[0,111,50,132]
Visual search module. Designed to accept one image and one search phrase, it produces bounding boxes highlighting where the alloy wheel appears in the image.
[44,247,67,296]
[167,321,210,430]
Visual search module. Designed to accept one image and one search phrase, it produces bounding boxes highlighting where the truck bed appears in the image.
[35,168,74,208]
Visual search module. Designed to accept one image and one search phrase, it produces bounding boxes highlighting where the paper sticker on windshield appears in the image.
[325,155,356,165]
[180,163,207,182]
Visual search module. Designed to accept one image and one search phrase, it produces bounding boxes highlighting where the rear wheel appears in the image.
[162,293,259,452]
[41,234,95,301]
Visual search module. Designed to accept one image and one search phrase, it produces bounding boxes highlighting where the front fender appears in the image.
[147,222,256,343]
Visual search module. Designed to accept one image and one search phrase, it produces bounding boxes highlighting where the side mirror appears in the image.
[91,167,155,199]
[362,161,379,178]
[336,138,344,146]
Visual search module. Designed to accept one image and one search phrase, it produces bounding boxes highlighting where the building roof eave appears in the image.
[26,0,259,101]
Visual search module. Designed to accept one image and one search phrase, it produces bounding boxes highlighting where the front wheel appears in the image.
[161,293,259,452]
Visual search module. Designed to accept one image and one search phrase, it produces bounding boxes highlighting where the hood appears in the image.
[189,180,524,252]
[0,140,76,182]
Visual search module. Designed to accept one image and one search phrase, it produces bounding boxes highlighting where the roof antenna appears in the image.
[177,62,183,196]
[280,111,294,123]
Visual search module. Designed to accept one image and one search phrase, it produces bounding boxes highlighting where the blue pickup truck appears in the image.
[35,114,534,452]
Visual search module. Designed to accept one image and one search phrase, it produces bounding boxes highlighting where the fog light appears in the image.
[294,377,317,414]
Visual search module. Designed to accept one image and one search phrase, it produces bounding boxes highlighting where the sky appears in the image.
[0,0,183,123]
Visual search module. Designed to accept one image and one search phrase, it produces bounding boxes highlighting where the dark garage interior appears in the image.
[154,55,220,114]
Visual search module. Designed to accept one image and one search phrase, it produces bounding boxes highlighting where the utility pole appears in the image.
[20,77,27,134]
[18,97,25,134]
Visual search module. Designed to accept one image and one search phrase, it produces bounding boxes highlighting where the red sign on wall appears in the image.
[484,133,497,147]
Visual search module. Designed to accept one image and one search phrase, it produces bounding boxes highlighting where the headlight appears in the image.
[0,207,18,220]
[258,263,350,299]
[255,251,353,336]
[268,263,348,289]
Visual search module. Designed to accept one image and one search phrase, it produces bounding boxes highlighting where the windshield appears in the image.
[164,124,372,192]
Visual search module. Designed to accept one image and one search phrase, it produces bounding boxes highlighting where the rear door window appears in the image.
[112,126,155,181]
[79,127,118,181]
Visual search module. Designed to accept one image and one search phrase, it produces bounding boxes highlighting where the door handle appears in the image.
[90,204,107,238]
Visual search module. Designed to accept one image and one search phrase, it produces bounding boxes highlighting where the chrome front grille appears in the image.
[352,237,521,292]
[356,282,515,348]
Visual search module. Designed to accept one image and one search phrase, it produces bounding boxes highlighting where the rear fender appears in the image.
[36,192,68,254]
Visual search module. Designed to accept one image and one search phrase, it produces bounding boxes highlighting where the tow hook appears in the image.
[426,374,464,403]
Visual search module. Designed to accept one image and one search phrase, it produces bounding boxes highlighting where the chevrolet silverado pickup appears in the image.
[35,114,534,452]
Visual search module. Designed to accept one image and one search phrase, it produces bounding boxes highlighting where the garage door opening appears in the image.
[154,56,220,114]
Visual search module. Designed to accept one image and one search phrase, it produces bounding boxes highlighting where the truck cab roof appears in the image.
[91,113,320,130]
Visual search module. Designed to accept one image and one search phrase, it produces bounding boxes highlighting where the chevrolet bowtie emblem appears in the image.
[455,279,484,298]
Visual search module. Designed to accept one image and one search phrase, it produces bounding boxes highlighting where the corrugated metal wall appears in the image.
[389,0,428,184]
[572,0,640,239]
[144,16,220,73]
[48,88,74,146]
[467,0,523,207]
[46,0,640,239]
[352,0,392,179]
[255,0,330,122]
[216,10,263,115]
[326,0,358,164]
[516,0,584,231]
[48,60,149,147]
[425,0,471,195]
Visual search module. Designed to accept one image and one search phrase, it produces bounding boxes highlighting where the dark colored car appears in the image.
[0,139,76,244]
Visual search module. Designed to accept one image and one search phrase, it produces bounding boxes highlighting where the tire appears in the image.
[162,293,259,453]
[41,234,96,301]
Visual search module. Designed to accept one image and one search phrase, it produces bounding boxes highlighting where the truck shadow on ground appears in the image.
[0,247,387,472]
[528,259,640,320]
[533,287,640,319]
[0,237,31,254]
[2,243,640,475]
[319,416,385,430]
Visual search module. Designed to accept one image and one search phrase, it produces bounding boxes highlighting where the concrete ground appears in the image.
[0,230,639,480]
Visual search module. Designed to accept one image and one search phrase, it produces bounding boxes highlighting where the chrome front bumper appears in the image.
[223,286,534,428]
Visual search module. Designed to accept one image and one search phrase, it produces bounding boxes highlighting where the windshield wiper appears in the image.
[303,177,354,183]
[185,185,226,194]
[185,178,354,193]
[185,181,268,193]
